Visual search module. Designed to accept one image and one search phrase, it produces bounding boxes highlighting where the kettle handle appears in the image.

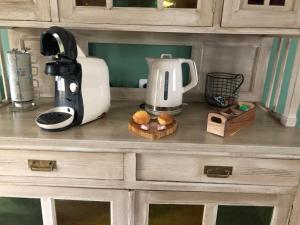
[181,59,198,93]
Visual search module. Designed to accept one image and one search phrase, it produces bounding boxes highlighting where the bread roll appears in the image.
[158,113,174,125]
[132,110,151,125]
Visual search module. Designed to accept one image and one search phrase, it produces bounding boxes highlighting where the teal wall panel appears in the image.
[88,43,192,88]
[277,39,298,115]
[269,38,288,110]
[297,106,300,128]
[261,38,279,106]
[262,37,299,127]
[0,29,9,101]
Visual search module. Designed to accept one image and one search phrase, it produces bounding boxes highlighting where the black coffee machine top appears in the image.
[36,26,111,131]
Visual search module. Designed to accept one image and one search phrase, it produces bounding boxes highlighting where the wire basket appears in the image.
[205,72,244,108]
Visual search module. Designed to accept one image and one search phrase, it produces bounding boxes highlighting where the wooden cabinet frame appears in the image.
[0,0,51,22]
[58,0,214,26]
[135,191,293,225]
[0,184,129,225]
[222,0,300,28]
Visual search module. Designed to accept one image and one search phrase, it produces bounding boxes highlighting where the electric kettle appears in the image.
[145,54,198,115]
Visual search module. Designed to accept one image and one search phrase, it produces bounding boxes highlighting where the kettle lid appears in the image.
[40,26,77,61]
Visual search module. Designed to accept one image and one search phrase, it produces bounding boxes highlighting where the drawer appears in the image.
[0,150,124,180]
[137,154,300,186]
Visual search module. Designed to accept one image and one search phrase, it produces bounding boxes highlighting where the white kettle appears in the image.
[145,54,198,115]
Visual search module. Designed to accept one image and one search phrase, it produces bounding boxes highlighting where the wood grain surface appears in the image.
[0,99,300,158]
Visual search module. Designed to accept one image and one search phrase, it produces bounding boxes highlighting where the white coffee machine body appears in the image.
[79,57,110,124]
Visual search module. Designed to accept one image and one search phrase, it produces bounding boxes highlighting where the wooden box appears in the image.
[207,102,256,137]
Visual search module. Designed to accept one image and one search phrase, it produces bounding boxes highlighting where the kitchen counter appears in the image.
[0,99,300,159]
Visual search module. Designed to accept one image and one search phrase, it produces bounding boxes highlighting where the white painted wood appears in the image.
[0,0,51,22]
[58,0,214,27]
[281,37,300,127]
[289,188,300,225]
[106,0,113,9]
[0,150,124,180]
[2,20,300,35]
[49,0,60,22]
[266,38,283,108]
[128,191,135,225]
[0,176,296,195]
[41,197,57,225]
[203,203,218,225]
[137,154,300,186]
[273,39,291,112]
[270,195,294,225]
[124,153,137,182]
[222,0,300,28]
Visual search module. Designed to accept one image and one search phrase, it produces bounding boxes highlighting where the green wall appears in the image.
[88,43,192,88]
[0,29,9,101]
[261,37,300,128]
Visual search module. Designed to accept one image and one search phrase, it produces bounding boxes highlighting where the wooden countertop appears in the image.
[0,99,300,159]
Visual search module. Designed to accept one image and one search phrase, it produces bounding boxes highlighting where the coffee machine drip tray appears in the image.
[36,107,75,131]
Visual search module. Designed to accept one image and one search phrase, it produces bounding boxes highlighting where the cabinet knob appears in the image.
[28,160,57,172]
[204,166,233,178]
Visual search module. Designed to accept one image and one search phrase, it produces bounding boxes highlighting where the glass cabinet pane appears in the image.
[163,0,197,8]
[248,0,265,5]
[269,0,286,5]
[0,197,43,225]
[113,0,157,7]
[55,200,110,225]
[216,206,274,225]
[76,0,106,6]
[149,204,204,225]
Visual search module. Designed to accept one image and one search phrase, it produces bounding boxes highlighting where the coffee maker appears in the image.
[36,26,110,131]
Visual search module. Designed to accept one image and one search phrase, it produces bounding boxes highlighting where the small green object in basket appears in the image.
[239,104,250,112]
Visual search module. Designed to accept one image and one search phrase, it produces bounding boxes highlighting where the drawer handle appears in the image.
[204,166,233,178]
[28,160,57,172]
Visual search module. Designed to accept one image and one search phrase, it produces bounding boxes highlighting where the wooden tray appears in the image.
[207,102,256,137]
[128,118,177,140]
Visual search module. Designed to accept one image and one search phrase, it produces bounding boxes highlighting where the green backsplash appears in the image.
[0,29,9,101]
[261,37,300,128]
[88,43,192,88]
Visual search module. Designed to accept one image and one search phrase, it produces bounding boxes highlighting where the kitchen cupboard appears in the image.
[0,101,299,225]
[222,0,300,28]
[135,191,293,225]
[0,0,51,22]
[58,0,214,26]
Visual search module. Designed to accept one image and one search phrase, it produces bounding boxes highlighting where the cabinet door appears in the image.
[0,197,43,225]
[222,0,300,28]
[0,0,51,22]
[135,191,293,225]
[52,189,128,225]
[58,0,214,26]
[0,185,128,225]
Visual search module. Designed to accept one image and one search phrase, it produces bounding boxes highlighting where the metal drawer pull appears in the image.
[204,166,233,178]
[28,160,57,172]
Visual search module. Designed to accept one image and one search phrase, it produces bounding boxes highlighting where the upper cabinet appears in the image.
[222,0,300,28]
[58,0,214,26]
[0,0,51,21]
